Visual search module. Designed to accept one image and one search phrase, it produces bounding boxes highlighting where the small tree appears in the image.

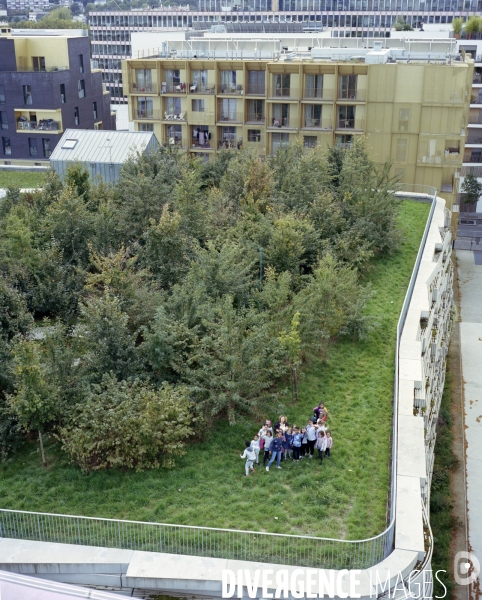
[452,17,463,35]
[464,15,480,38]
[278,311,302,404]
[461,173,482,215]
[393,15,413,31]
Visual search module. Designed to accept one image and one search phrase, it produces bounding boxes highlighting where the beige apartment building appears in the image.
[123,42,473,210]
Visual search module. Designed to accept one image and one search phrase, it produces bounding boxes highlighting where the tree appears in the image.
[393,15,413,30]
[452,17,463,35]
[8,339,59,466]
[60,375,194,471]
[278,311,302,403]
[464,15,480,38]
[461,173,482,214]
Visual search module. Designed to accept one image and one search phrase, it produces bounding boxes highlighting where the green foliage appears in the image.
[464,15,481,36]
[461,172,482,207]
[452,17,463,34]
[60,375,193,471]
[393,15,413,30]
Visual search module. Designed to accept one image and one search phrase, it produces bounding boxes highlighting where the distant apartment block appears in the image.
[6,0,49,11]
[0,30,115,166]
[122,38,473,212]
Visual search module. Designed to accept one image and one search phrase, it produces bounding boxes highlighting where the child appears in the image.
[240,441,257,477]
[266,431,284,471]
[283,427,293,461]
[306,419,317,458]
[259,420,273,437]
[315,431,327,464]
[292,427,302,462]
[325,431,333,458]
[300,426,308,458]
[251,434,261,465]
[262,430,273,465]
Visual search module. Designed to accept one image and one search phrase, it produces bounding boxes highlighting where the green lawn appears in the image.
[0,201,430,541]
[0,170,46,189]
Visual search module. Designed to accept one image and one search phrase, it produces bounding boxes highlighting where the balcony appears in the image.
[218,139,243,150]
[302,118,333,130]
[133,108,160,120]
[271,87,292,98]
[246,113,265,124]
[246,84,266,96]
[189,84,216,94]
[190,112,215,126]
[130,83,158,94]
[336,119,364,131]
[164,138,188,149]
[473,75,482,84]
[17,118,60,132]
[338,89,366,101]
[463,154,482,163]
[217,111,243,124]
[161,83,187,94]
[468,113,482,125]
[466,135,482,144]
[15,66,69,72]
[267,117,298,130]
[219,84,244,95]
[304,88,335,101]
[443,150,461,163]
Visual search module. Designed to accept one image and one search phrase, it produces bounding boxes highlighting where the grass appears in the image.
[0,170,46,189]
[0,201,430,541]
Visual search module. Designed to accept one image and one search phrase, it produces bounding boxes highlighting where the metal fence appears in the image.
[0,184,439,570]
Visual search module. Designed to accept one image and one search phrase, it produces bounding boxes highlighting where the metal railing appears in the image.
[189,84,216,94]
[219,85,244,95]
[17,120,60,132]
[337,119,365,130]
[302,118,333,130]
[0,185,439,572]
[268,117,298,129]
[246,113,265,124]
[338,89,367,101]
[133,109,160,121]
[468,113,482,124]
[304,88,335,100]
[130,83,158,94]
[246,84,265,96]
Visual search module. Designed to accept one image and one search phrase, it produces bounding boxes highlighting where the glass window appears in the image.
[28,138,38,157]
[219,125,237,148]
[32,56,46,71]
[247,99,264,122]
[0,111,8,130]
[339,75,358,99]
[272,132,289,153]
[167,123,182,145]
[74,107,79,126]
[60,83,66,104]
[23,85,32,105]
[166,97,181,116]
[273,73,290,97]
[304,104,322,127]
[2,137,11,155]
[338,105,355,128]
[399,108,410,131]
[305,74,323,98]
[220,70,236,93]
[303,136,317,148]
[192,125,210,147]
[93,101,98,120]
[139,123,154,131]
[0,85,5,104]
[135,69,153,92]
[137,97,153,119]
[165,69,181,92]
[272,104,290,127]
[247,70,265,95]
[396,138,407,161]
[78,80,86,99]
[248,129,261,142]
[42,138,51,158]
[219,99,237,121]
[191,70,208,93]
[79,54,84,73]
[192,99,205,112]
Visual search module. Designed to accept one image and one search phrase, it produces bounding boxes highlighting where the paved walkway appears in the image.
[457,250,482,581]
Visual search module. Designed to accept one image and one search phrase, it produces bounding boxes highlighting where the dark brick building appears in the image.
[0,30,115,165]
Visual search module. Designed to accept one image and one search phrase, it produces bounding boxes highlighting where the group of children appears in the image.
[240,402,333,477]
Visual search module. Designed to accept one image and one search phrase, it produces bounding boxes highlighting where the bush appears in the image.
[60,375,194,472]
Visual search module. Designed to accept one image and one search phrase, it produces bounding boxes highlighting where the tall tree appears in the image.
[461,173,482,215]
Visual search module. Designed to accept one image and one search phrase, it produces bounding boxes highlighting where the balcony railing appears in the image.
[217,111,243,123]
[443,150,461,163]
[133,109,160,120]
[268,117,298,129]
[463,155,482,163]
[338,89,366,101]
[15,66,68,72]
[271,87,293,98]
[246,84,266,96]
[304,88,335,101]
[473,75,482,84]
[161,83,187,94]
[131,83,158,94]
[219,84,244,95]
[337,119,364,130]
[302,118,333,130]
[17,119,60,132]
[466,135,482,144]
[471,97,482,105]
[190,112,215,125]
[189,84,216,94]
[246,113,265,124]
[191,137,213,149]
[218,139,243,150]
[164,138,188,149]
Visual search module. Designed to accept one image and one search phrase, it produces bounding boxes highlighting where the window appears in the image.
[135,69,152,92]
[304,104,322,127]
[339,75,358,99]
[0,85,5,104]
[303,136,317,148]
[219,126,237,148]
[248,129,261,142]
[2,137,11,156]
[338,105,355,128]
[192,125,210,147]
[137,97,153,119]
[167,123,182,145]
[396,138,407,162]
[272,104,290,127]
[93,101,98,120]
[220,70,236,93]
[305,74,323,99]
[42,138,51,158]
[139,123,154,132]
[28,138,38,157]
[192,99,204,112]
[78,80,86,99]
[0,111,7,130]
[272,132,289,153]
[74,107,79,126]
[191,70,208,93]
[60,83,66,104]
[23,85,32,105]
[247,100,264,122]
[79,54,84,73]
[336,134,353,147]
[165,69,180,92]
[219,99,237,121]
[399,108,410,131]
[247,70,265,95]
[273,73,290,97]
[32,56,46,72]
[166,97,181,116]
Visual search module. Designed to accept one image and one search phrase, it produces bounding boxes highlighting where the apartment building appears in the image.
[6,0,49,11]
[0,30,115,166]
[122,38,472,212]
